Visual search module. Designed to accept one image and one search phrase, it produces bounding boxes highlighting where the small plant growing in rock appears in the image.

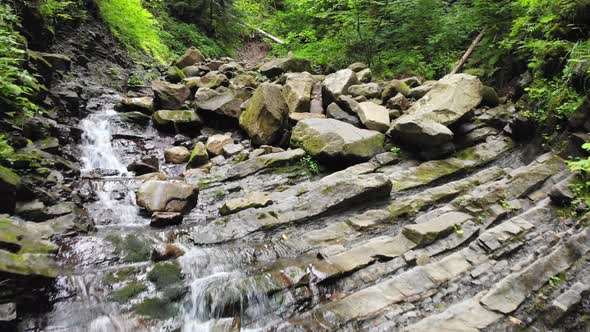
[127,74,144,87]
[500,200,515,210]
[390,146,401,155]
[301,155,320,175]
[548,275,563,287]
[454,224,464,236]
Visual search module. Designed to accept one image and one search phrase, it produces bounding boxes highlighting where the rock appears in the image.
[348,62,368,72]
[549,174,576,206]
[327,103,361,127]
[382,80,411,100]
[207,60,224,71]
[137,173,168,181]
[164,146,191,164]
[128,157,159,175]
[337,95,362,115]
[544,282,590,325]
[136,181,198,213]
[23,116,58,141]
[407,81,437,99]
[391,118,455,147]
[386,93,410,112]
[225,149,306,181]
[0,166,20,213]
[357,102,390,132]
[223,143,245,157]
[0,302,16,322]
[289,112,326,123]
[185,73,229,91]
[506,112,535,141]
[310,99,324,114]
[219,62,243,76]
[321,69,359,108]
[401,77,422,88]
[151,212,183,228]
[115,96,154,114]
[15,200,46,221]
[290,118,386,164]
[349,83,382,99]
[164,66,183,83]
[152,80,191,110]
[206,134,233,156]
[219,192,273,216]
[116,112,151,126]
[356,68,372,83]
[259,57,312,78]
[174,47,205,69]
[181,65,204,78]
[152,243,185,262]
[231,73,259,89]
[188,142,209,168]
[152,110,203,131]
[283,72,314,113]
[239,83,289,146]
[480,86,500,107]
[389,74,483,147]
[38,52,72,72]
[402,212,471,245]
[193,88,243,120]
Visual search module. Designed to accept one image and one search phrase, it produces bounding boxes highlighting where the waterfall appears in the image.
[80,109,140,226]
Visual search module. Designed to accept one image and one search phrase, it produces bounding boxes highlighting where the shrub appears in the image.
[97,0,171,62]
[0,4,39,118]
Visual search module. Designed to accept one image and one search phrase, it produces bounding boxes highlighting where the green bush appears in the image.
[97,0,171,62]
[0,4,39,118]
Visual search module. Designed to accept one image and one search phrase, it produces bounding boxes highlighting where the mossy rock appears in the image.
[134,297,176,320]
[103,266,141,284]
[147,262,183,289]
[106,234,151,263]
[111,282,147,303]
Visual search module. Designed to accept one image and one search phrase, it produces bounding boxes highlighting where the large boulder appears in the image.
[259,57,312,78]
[206,134,233,156]
[239,83,289,146]
[282,72,314,113]
[152,110,203,131]
[174,47,205,69]
[349,83,382,99]
[327,103,362,127]
[193,88,243,120]
[389,74,483,148]
[114,96,154,115]
[164,146,191,164]
[322,69,359,108]
[357,102,390,132]
[290,118,385,164]
[152,80,191,110]
[185,73,229,91]
[136,181,198,214]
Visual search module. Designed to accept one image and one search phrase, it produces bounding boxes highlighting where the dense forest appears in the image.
[1,0,590,331]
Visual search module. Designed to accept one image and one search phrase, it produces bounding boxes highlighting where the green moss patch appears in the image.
[147,262,183,289]
[111,282,147,303]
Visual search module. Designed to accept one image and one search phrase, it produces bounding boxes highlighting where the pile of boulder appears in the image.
[115,47,525,222]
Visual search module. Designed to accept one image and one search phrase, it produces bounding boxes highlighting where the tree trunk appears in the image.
[451,30,486,75]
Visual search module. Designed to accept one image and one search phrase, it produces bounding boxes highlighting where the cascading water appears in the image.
[80,109,140,226]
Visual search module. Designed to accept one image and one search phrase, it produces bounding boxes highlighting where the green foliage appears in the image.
[567,143,590,208]
[301,155,321,175]
[0,4,39,119]
[454,224,464,236]
[97,0,171,62]
[390,146,401,155]
[38,0,77,32]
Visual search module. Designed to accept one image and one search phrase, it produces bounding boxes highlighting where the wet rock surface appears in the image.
[6,39,590,332]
